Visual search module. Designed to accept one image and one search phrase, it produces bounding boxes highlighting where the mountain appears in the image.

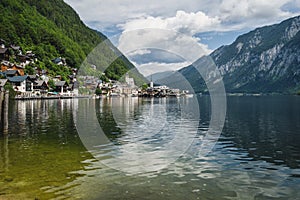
[172,15,300,94]
[146,71,175,82]
[0,0,143,83]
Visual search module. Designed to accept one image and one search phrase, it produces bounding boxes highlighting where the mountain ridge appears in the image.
[176,15,300,94]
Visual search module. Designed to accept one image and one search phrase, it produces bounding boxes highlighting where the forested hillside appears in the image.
[0,0,139,81]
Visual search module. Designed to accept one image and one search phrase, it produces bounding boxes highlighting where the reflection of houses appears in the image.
[7,75,33,93]
[54,81,68,94]
[0,79,8,91]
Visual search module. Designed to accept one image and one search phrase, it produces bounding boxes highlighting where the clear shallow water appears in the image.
[0,96,299,199]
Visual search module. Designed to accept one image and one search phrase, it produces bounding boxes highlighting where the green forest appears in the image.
[0,0,142,82]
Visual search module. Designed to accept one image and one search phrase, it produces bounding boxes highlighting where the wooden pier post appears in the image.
[0,91,3,122]
[3,90,9,134]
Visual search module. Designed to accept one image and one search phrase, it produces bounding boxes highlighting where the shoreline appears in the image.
[13,93,300,100]
[14,95,90,100]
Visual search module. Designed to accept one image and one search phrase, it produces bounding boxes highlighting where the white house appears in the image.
[7,75,33,93]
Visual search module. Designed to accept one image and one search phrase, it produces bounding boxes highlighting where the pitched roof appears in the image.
[34,80,47,87]
[28,75,37,80]
[7,75,29,83]
[0,79,7,87]
[1,61,10,66]
[55,81,67,87]
[0,39,6,44]
[52,57,62,64]
[0,48,8,54]
[14,65,24,69]
[10,45,21,51]
[3,70,19,76]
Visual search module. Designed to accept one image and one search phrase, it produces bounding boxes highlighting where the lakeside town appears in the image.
[0,40,192,100]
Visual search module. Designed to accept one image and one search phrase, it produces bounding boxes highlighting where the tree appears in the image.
[95,88,102,96]
[4,83,17,98]
[48,79,55,90]
[142,83,148,90]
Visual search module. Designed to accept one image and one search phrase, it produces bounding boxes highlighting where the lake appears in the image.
[0,96,299,199]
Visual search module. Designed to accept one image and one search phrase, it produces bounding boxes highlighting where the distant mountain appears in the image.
[0,0,144,82]
[173,15,300,94]
[147,71,175,82]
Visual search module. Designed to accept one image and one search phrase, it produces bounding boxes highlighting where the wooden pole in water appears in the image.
[0,91,3,122]
[3,90,9,134]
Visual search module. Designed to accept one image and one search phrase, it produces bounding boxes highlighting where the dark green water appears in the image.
[0,96,299,199]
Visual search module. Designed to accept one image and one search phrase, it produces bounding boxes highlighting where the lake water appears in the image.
[0,96,299,199]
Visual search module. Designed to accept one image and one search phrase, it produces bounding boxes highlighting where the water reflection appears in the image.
[0,96,300,199]
[74,97,200,174]
[0,99,92,199]
[222,96,300,169]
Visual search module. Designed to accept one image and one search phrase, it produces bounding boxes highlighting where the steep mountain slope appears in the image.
[0,0,142,82]
[176,15,300,94]
[146,71,175,82]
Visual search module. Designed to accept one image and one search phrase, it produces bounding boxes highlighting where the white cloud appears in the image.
[114,11,217,74]
[216,0,299,29]
[127,49,151,57]
[64,0,211,30]
[65,0,300,74]
[117,29,211,64]
[115,10,218,68]
[65,0,300,32]
[118,10,221,35]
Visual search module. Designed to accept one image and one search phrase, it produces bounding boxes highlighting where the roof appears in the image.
[0,79,7,87]
[7,75,29,83]
[28,75,37,80]
[3,70,19,76]
[0,48,8,54]
[55,81,68,87]
[73,81,79,88]
[14,65,24,69]
[52,57,62,64]
[10,45,21,51]
[34,80,47,87]
[1,61,10,66]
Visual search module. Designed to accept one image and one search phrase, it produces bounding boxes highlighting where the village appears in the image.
[0,39,191,100]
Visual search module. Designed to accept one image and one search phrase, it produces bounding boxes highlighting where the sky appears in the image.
[65,0,300,76]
